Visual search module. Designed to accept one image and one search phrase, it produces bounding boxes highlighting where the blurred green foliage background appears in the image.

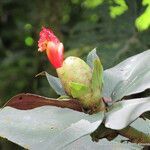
[0,0,150,149]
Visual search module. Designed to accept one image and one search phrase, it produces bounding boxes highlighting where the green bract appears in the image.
[56,54,104,111]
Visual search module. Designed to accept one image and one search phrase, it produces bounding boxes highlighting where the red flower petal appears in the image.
[46,42,64,68]
[38,27,64,68]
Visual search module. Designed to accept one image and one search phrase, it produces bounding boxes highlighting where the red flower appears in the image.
[38,27,64,68]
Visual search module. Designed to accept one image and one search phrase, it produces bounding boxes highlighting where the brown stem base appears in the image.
[118,126,150,144]
[91,123,150,144]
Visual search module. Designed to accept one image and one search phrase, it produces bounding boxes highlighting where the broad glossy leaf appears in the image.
[44,119,101,149]
[103,50,150,101]
[0,106,104,149]
[45,72,66,95]
[86,48,99,69]
[69,82,88,98]
[105,97,150,130]
[64,135,142,150]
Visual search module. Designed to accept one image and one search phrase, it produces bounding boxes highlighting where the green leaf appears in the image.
[103,49,150,101]
[45,72,66,96]
[44,119,101,149]
[57,95,71,100]
[109,0,128,18]
[135,0,150,31]
[105,97,150,130]
[87,48,103,94]
[0,106,104,149]
[64,135,142,150]
[92,59,103,93]
[69,82,88,98]
[83,0,104,8]
[86,48,99,69]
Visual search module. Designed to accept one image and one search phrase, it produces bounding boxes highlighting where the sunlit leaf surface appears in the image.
[0,106,103,149]
[105,97,150,129]
[103,50,150,101]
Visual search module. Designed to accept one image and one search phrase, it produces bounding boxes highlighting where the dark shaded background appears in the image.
[0,0,150,149]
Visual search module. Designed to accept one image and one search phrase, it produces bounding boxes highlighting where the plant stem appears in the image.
[91,123,150,144]
[117,126,150,144]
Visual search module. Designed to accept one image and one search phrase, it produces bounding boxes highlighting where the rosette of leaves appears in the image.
[0,49,149,149]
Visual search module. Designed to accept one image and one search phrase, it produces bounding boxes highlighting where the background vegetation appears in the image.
[0,0,150,149]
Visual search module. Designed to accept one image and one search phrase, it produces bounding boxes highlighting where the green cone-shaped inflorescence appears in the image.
[38,27,105,113]
[57,55,105,113]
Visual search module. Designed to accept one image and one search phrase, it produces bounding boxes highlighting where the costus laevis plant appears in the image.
[0,26,149,149]
[38,27,105,113]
